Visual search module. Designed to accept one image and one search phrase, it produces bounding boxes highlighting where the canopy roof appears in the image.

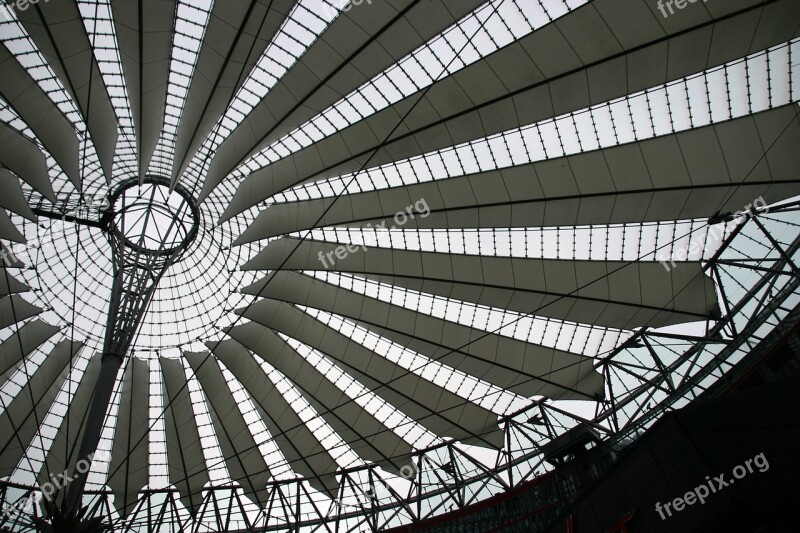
[0,0,798,529]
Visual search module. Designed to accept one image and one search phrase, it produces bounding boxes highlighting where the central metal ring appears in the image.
[108,176,200,257]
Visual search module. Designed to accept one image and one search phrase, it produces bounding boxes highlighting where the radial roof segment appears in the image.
[217,0,800,221]
[224,306,507,448]
[211,325,418,474]
[0,44,80,189]
[196,0,489,202]
[106,357,149,518]
[170,0,297,184]
[0,268,29,296]
[158,356,208,517]
[13,0,119,182]
[233,106,800,241]
[0,340,83,477]
[242,237,720,330]
[238,270,605,399]
[0,169,37,222]
[183,350,272,510]
[110,0,175,180]
[203,340,342,497]
[0,120,56,202]
[36,353,102,491]
[0,295,41,330]
[0,0,798,530]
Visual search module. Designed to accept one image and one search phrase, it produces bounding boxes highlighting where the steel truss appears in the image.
[0,205,798,532]
[63,177,199,515]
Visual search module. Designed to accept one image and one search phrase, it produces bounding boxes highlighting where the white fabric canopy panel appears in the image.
[159,357,209,517]
[218,0,800,219]
[234,299,506,449]
[107,357,149,517]
[110,0,175,180]
[0,42,80,188]
[242,237,720,330]
[205,339,341,497]
[0,340,82,478]
[198,0,487,201]
[0,295,41,330]
[170,0,296,183]
[0,169,36,222]
[184,351,271,507]
[239,270,606,401]
[0,121,55,203]
[14,0,118,181]
[0,321,60,381]
[234,106,800,239]
[37,353,101,492]
[0,269,29,297]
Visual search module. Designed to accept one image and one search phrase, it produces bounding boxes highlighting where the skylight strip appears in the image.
[0,97,35,142]
[148,362,169,488]
[85,364,122,490]
[274,39,799,203]
[178,0,343,189]
[292,306,529,422]
[9,349,92,485]
[0,17,82,129]
[279,318,444,451]
[185,361,230,484]
[303,220,733,264]
[0,16,93,200]
[146,0,213,179]
[0,334,58,416]
[77,0,138,182]
[236,0,582,181]
[218,363,295,480]
[255,354,360,470]
[309,270,625,357]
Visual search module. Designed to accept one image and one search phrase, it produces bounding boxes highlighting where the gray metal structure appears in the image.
[0,0,798,531]
[64,176,199,515]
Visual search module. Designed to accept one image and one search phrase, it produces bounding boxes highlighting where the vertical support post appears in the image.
[59,179,198,521]
[63,353,123,514]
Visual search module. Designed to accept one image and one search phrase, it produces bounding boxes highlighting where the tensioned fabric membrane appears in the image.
[0,0,798,528]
